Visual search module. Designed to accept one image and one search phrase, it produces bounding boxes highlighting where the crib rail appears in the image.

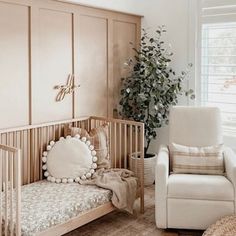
[0,144,21,236]
[0,117,91,184]
[0,116,145,214]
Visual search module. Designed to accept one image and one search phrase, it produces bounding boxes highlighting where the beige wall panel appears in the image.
[75,15,108,117]
[0,2,29,129]
[32,8,73,124]
[113,21,136,116]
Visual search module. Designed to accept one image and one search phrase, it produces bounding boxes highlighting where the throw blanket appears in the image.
[79,168,138,214]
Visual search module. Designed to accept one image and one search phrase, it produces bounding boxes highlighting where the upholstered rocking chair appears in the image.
[155,106,236,230]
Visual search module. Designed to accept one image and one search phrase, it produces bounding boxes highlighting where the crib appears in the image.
[0,116,144,236]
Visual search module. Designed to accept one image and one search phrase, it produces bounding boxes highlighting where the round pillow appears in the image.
[42,135,97,183]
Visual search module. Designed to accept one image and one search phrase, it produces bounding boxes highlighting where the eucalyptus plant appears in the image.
[119,26,195,157]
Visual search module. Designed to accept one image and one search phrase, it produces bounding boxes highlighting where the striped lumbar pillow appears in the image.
[171,143,224,175]
[64,124,110,170]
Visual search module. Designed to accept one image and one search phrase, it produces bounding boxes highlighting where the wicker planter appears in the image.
[130,152,157,186]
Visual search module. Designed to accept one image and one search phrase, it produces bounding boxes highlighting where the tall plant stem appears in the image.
[145,139,151,157]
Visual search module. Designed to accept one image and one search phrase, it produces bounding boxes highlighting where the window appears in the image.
[199,0,236,137]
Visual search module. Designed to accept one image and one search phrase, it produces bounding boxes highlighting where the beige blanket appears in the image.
[79,168,138,214]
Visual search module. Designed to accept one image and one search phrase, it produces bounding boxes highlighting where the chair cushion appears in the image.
[171,143,224,175]
[168,174,234,201]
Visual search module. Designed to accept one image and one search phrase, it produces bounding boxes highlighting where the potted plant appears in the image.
[119,26,195,185]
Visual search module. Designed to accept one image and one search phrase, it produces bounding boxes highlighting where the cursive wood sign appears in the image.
[54,74,80,102]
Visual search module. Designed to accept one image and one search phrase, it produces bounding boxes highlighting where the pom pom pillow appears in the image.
[42,135,97,183]
[171,143,224,175]
[64,124,110,169]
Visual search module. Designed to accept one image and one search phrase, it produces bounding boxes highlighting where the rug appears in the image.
[203,215,236,236]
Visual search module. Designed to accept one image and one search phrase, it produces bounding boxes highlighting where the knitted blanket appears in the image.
[79,168,138,214]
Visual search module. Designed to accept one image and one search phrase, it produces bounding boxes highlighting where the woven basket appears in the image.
[203,215,236,236]
[130,152,157,186]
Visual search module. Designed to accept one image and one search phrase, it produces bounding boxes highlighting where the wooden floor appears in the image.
[65,185,203,236]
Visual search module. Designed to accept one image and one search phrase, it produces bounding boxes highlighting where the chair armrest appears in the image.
[155,145,169,229]
[224,147,236,190]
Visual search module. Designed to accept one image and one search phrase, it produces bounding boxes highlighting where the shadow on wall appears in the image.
[149,126,169,154]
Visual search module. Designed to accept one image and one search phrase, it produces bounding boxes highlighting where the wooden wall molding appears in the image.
[0,0,141,129]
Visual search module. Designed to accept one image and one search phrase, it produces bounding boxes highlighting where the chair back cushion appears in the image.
[169,106,222,146]
[172,143,224,175]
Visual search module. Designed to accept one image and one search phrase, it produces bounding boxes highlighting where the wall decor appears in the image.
[54,74,79,102]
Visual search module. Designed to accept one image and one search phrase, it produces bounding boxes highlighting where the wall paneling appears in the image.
[0,0,141,129]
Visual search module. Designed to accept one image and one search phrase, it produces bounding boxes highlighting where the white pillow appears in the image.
[42,135,98,183]
[171,143,224,175]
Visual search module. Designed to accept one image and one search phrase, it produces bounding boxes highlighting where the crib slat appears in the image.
[20,131,25,184]
[5,151,8,236]
[23,131,26,184]
[109,122,112,161]
[6,133,8,146]
[27,131,31,184]
[39,128,43,180]
[33,129,37,182]
[34,129,38,182]
[34,130,36,182]
[135,125,138,176]
[10,153,13,236]
[52,125,55,140]
[15,150,21,236]
[140,124,145,213]
[114,123,116,168]
[0,149,2,235]
[119,123,122,168]
[129,125,133,165]
[87,119,90,131]
[58,124,62,138]
[124,124,127,169]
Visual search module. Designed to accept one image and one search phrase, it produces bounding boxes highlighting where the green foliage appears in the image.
[119,26,195,156]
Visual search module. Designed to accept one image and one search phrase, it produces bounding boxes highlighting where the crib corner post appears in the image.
[140,123,145,214]
[16,149,21,236]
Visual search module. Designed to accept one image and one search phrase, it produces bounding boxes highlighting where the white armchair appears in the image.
[155,106,236,230]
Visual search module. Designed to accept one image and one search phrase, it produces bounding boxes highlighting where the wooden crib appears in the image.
[0,116,144,236]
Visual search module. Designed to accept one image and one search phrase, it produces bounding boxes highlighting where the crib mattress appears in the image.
[2,180,112,236]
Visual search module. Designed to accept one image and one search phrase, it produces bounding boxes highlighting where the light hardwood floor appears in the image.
[65,186,203,236]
